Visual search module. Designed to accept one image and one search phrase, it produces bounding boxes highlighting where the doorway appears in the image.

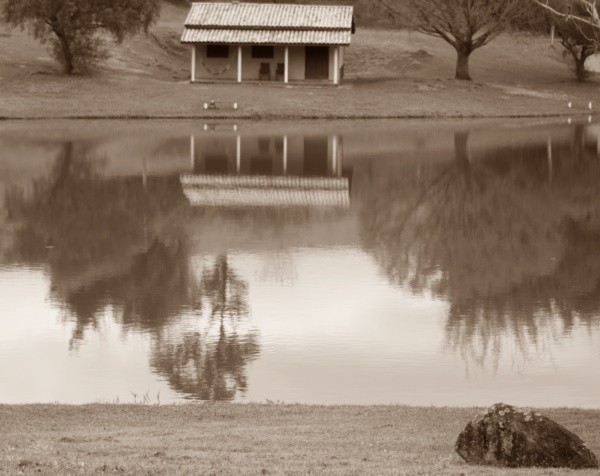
[303,136,329,176]
[305,46,329,80]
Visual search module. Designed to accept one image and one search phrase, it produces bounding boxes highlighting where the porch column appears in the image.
[333,46,339,85]
[191,45,196,82]
[142,159,147,189]
[236,134,241,173]
[284,46,289,84]
[237,45,243,83]
[331,135,338,175]
[190,135,195,170]
[547,136,553,184]
[283,135,288,174]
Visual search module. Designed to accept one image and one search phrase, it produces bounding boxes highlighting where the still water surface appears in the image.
[1,119,599,407]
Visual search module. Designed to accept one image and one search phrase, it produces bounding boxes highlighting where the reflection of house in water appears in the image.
[181,130,350,207]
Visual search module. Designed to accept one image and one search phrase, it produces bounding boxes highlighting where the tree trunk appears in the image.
[55,31,75,75]
[575,54,589,81]
[455,49,472,81]
[49,142,73,203]
[454,132,471,172]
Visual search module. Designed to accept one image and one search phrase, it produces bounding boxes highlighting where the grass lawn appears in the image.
[1,4,600,119]
[0,404,598,475]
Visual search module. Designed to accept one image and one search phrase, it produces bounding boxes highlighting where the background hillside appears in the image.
[1,1,598,119]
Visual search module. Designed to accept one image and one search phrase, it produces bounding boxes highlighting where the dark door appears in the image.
[303,136,328,176]
[250,156,273,175]
[305,46,329,80]
[204,154,229,174]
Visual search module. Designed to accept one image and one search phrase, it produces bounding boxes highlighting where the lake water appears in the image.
[1,119,599,407]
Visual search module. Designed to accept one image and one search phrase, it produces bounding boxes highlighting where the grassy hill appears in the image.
[0,2,598,119]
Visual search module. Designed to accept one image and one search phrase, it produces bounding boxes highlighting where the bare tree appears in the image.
[382,0,522,80]
[533,0,600,30]
[557,20,599,80]
[533,0,600,80]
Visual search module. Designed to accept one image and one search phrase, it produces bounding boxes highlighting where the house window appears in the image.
[252,46,274,59]
[206,45,229,58]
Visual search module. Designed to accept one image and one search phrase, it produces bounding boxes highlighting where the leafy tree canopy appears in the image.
[2,0,161,74]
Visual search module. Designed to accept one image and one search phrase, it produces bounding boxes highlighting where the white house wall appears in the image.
[288,46,305,81]
[194,44,238,80]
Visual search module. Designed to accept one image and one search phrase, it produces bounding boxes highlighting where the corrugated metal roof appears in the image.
[181,174,350,208]
[185,2,353,30]
[181,27,351,45]
[181,174,349,190]
[182,188,350,207]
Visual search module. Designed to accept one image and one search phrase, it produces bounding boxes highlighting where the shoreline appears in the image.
[0,111,593,121]
[1,404,599,474]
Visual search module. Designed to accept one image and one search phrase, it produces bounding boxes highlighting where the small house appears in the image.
[181,2,354,85]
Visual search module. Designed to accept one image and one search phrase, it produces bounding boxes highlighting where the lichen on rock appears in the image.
[455,402,599,469]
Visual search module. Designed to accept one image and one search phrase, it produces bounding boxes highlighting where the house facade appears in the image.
[181,2,354,85]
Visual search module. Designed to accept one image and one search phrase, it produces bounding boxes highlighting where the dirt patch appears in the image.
[491,84,569,100]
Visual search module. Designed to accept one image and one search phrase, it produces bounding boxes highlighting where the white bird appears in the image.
[589,101,593,110]
[568,101,572,108]
[568,117,572,124]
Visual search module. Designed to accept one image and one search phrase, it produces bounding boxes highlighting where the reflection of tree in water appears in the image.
[357,126,600,370]
[445,219,600,372]
[4,141,260,400]
[151,254,260,401]
[5,142,185,279]
[4,142,188,343]
[63,239,195,347]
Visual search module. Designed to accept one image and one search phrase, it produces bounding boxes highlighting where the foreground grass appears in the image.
[0,404,598,475]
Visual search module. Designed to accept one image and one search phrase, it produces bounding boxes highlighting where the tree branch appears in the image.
[533,0,600,29]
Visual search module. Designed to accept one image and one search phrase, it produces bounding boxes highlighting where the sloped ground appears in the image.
[0,4,598,118]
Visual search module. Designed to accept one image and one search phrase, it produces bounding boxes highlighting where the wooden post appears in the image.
[550,25,555,45]
[333,46,339,85]
[191,45,196,82]
[237,45,242,83]
[284,46,289,84]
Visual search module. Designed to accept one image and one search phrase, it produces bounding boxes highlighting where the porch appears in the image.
[190,44,344,85]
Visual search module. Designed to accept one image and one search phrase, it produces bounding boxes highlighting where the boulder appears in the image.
[456,403,599,469]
